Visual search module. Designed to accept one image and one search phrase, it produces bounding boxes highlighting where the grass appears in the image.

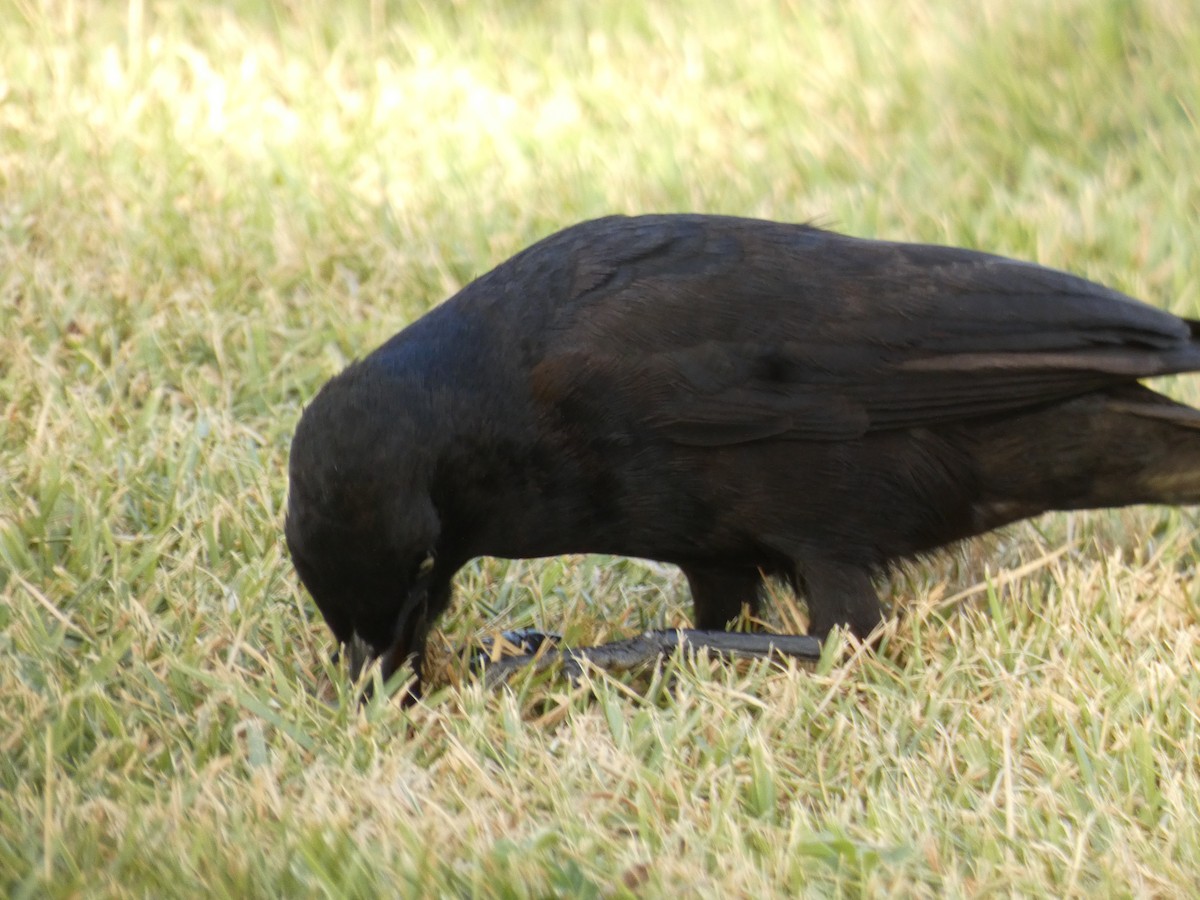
[2,0,1200,894]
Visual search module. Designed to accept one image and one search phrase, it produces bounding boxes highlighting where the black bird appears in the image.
[286,214,1200,691]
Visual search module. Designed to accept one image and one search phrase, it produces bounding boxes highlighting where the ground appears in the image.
[2,0,1199,895]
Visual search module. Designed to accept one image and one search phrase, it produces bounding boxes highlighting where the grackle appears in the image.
[286,214,1200,694]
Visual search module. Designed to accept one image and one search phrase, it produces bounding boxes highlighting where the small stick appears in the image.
[480,629,824,689]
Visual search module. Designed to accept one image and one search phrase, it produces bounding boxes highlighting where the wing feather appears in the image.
[534,216,1200,446]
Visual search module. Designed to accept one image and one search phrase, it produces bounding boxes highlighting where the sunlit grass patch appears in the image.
[2,0,1200,894]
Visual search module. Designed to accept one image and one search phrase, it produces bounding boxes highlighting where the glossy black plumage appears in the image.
[286,214,1200,690]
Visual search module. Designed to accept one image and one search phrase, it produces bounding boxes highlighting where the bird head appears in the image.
[285,362,452,696]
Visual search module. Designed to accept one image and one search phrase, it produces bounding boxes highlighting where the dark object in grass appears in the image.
[286,214,1200,698]
[474,629,825,690]
[471,628,563,669]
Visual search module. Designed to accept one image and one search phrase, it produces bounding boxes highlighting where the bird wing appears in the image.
[531,216,1200,446]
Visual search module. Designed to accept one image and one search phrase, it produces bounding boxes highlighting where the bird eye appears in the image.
[417,552,436,577]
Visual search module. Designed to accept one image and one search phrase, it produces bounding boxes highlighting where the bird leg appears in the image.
[681,564,766,629]
[799,557,886,640]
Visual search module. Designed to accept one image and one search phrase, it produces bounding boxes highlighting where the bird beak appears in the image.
[379,629,422,686]
[339,588,428,688]
[377,587,432,695]
[344,633,375,683]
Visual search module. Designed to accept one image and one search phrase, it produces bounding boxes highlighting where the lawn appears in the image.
[2,0,1199,895]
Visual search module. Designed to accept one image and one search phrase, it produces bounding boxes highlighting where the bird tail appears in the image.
[1093,384,1200,506]
[973,383,1200,515]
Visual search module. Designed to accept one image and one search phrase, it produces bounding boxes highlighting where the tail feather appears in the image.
[973,384,1200,512]
[1076,385,1200,506]
[1105,383,1200,430]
